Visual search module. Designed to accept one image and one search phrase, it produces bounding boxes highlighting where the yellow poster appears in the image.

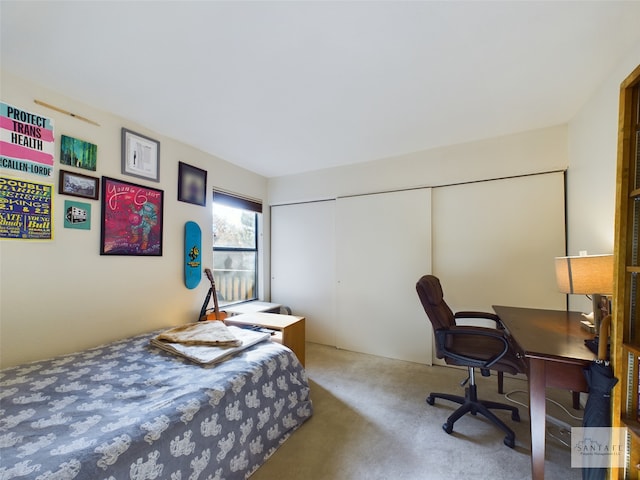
[0,175,53,240]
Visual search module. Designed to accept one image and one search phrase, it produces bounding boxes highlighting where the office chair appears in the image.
[416,275,526,448]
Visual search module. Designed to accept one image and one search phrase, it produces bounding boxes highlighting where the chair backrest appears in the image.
[416,275,456,331]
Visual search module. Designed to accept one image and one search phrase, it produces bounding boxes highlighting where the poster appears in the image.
[101,177,163,256]
[0,176,53,240]
[0,102,55,178]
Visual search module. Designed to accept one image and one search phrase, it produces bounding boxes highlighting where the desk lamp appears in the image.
[554,254,613,334]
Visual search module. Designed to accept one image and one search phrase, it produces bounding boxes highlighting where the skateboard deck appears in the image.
[184,221,202,289]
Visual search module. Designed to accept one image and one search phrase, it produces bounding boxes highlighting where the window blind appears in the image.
[212,190,262,213]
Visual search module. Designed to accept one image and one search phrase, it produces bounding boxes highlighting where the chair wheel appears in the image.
[442,422,453,434]
[504,436,515,448]
[512,410,520,422]
[426,396,435,406]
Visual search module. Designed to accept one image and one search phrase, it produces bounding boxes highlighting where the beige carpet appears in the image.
[251,342,582,480]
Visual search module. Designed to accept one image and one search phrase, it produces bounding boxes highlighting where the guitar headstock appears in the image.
[204,268,214,284]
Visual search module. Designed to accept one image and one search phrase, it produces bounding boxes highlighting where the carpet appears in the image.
[250,342,582,479]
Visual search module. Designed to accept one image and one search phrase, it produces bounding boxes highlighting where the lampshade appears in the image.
[554,254,613,295]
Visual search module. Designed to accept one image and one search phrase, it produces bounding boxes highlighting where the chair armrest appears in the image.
[454,311,505,330]
[435,325,509,369]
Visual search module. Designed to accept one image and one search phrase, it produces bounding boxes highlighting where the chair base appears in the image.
[427,381,520,448]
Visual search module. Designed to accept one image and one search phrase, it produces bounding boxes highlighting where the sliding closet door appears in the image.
[335,188,432,364]
[270,200,336,345]
[432,172,566,315]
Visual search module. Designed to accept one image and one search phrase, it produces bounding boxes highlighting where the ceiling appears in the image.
[2,1,640,178]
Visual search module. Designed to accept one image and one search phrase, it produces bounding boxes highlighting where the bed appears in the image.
[0,328,313,480]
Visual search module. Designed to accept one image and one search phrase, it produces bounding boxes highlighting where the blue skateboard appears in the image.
[184,221,202,289]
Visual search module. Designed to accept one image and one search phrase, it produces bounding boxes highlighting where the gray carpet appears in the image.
[250,342,582,480]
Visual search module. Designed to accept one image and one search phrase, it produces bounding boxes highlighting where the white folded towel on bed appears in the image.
[155,321,241,347]
[150,324,270,366]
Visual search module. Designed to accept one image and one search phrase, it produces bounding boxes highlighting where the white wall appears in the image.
[268,125,568,205]
[268,126,570,318]
[432,172,567,313]
[567,42,640,313]
[0,71,269,368]
[268,44,640,320]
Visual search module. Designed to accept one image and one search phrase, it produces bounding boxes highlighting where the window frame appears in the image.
[212,190,262,306]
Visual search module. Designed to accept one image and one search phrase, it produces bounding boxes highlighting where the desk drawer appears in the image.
[538,360,589,392]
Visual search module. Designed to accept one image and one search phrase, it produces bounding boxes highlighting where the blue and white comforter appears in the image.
[0,330,313,480]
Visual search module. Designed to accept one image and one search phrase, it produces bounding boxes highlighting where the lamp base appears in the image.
[592,294,610,335]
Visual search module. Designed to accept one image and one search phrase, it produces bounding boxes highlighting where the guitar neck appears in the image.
[204,268,221,314]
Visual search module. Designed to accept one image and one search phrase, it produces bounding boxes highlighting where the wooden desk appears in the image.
[493,306,594,480]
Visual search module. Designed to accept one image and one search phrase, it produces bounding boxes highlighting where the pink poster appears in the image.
[0,102,55,178]
[100,177,163,256]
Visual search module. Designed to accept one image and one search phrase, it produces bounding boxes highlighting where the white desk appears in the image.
[225,312,305,365]
[223,301,282,316]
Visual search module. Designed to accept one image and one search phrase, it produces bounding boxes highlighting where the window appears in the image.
[212,191,262,306]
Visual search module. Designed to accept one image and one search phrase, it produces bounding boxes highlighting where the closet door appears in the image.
[335,188,432,364]
[432,172,566,313]
[270,200,336,345]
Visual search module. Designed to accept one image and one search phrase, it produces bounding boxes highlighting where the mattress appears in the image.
[0,329,313,479]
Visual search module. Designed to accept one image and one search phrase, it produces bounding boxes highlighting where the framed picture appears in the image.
[100,176,164,256]
[63,200,91,230]
[59,169,99,200]
[178,161,207,206]
[121,128,160,182]
[60,134,97,171]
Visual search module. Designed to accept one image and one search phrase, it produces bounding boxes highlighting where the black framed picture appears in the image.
[178,161,207,206]
[59,169,99,200]
[100,176,163,256]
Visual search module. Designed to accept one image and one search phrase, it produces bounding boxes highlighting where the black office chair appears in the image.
[416,275,526,448]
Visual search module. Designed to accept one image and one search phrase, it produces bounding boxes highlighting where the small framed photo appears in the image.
[58,169,99,200]
[178,161,207,206]
[100,176,164,256]
[60,135,97,171]
[121,128,160,182]
[63,199,91,230]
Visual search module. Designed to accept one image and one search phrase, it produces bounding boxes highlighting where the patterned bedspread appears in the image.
[0,330,313,480]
